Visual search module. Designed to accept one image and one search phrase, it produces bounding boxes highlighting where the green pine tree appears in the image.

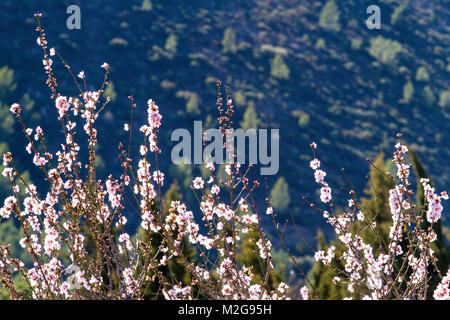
[270,54,290,80]
[438,91,450,108]
[368,36,403,67]
[165,34,178,54]
[319,1,341,32]
[0,66,17,98]
[358,153,394,248]
[221,28,237,53]
[401,80,414,103]
[422,86,436,107]
[240,105,260,130]
[270,177,291,212]
[141,0,152,11]
[416,66,430,82]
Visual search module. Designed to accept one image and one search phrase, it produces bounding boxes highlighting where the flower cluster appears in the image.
[308,139,449,300]
[310,153,331,204]
[0,16,289,300]
[433,269,450,300]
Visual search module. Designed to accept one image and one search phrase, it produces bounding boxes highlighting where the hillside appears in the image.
[0,0,449,258]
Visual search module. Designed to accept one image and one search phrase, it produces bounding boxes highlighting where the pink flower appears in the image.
[55,96,70,118]
[314,169,326,184]
[300,286,309,300]
[147,99,162,130]
[118,233,130,243]
[152,170,164,185]
[1,167,13,178]
[10,103,21,115]
[433,269,450,300]
[339,233,352,245]
[211,184,220,194]
[320,186,331,203]
[33,153,48,167]
[223,208,234,221]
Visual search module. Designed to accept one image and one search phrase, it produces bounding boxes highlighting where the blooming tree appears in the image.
[306,139,450,300]
[0,14,290,300]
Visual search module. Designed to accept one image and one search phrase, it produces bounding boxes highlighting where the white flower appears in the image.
[152,170,164,185]
[222,284,232,296]
[211,184,220,194]
[300,286,309,300]
[140,145,147,156]
[357,211,365,221]
[192,177,204,189]
[310,159,320,170]
[339,233,352,245]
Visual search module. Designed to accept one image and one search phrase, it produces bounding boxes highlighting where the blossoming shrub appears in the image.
[307,140,450,300]
[0,14,288,300]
